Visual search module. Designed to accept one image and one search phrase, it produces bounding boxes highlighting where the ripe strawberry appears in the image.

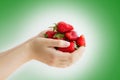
[56,21,73,33]
[44,21,86,53]
[76,35,86,47]
[44,31,56,38]
[58,42,75,53]
[65,31,78,41]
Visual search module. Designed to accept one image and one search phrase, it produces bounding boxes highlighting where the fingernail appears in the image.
[64,41,70,47]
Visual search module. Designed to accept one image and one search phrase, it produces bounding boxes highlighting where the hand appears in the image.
[27,30,85,68]
[0,30,85,79]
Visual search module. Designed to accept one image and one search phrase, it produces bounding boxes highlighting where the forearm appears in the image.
[0,41,32,80]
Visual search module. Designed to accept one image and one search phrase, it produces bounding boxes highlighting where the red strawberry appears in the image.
[44,31,56,38]
[65,31,78,41]
[58,42,75,53]
[56,21,73,33]
[76,35,86,47]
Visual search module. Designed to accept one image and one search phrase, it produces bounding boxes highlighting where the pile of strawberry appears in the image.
[44,21,86,53]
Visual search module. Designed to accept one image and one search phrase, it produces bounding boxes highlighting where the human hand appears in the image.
[27,30,85,68]
[0,30,85,80]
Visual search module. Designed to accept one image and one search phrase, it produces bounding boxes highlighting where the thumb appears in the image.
[37,38,70,47]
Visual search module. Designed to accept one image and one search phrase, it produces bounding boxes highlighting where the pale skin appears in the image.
[0,30,85,80]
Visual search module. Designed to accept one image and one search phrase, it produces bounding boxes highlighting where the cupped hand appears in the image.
[27,30,85,68]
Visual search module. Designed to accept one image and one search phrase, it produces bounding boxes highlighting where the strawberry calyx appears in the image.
[53,25,57,32]
[53,33,64,39]
[73,41,79,50]
[48,23,57,32]
[44,34,48,38]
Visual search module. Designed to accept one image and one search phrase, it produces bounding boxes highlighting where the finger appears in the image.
[47,57,70,68]
[54,61,70,68]
[55,60,71,68]
[36,38,70,47]
[48,47,72,62]
[47,49,71,67]
[72,46,85,55]
[71,46,85,63]
[54,55,71,67]
[40,48,70,66]
[54,65,68,68]
[58,60,70,66]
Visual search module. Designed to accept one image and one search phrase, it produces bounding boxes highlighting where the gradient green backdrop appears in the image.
[0,0,120,80]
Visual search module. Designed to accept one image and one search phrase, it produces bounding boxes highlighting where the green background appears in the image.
[0,0,120,80]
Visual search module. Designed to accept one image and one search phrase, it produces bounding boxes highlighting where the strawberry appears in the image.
[44,21,86,53]
[44,31,56,38]
[56,21,73,33]
[65,31,78,41]
[76,35,86,47]
[58,42,75,53]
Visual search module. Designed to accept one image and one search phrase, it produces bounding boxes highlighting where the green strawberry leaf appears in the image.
[48,23,57,32]
[53,26,57,32]
[53,33,64,39]
[44,34,48,38]
[74,41,79,50]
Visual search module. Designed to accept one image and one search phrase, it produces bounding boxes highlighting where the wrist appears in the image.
[24,37,37,60]
[5,39,35,63]
[26,37,44,61]
[23,41,34,62]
